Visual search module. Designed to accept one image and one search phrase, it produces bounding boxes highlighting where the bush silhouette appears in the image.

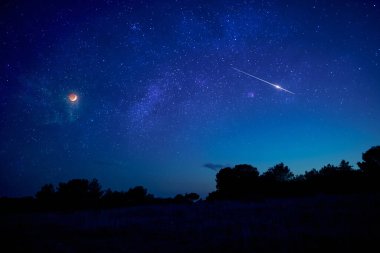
[174,193,200,203]
[185,193,200,202]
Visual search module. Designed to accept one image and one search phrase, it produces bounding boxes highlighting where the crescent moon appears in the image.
[68,93,78,102]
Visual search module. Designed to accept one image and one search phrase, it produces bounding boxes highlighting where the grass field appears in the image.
[1,194,379,253]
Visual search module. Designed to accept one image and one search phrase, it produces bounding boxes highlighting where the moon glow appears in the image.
[68,93,78,102]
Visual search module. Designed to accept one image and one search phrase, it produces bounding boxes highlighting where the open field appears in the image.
[1,194,379,253]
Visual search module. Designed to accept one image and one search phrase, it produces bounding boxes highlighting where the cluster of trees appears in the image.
[1,146,379,212]
[207,146,380,200]
[34,179,200,210]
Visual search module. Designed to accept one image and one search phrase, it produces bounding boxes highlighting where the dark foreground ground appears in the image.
[1,194,379,253]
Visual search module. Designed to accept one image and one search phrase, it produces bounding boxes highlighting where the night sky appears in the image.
[1,0,380,197]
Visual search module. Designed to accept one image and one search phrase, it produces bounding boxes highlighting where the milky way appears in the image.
[1,0,380,197]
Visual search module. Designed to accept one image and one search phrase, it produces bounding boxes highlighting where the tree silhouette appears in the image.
[101,186,154,207]
[319,164,342,193]
[358,146,380,175]
[339,160,353,171]
[36,184,56,202]
[215,164,259,199]
[88,179,103,199]
[304,168,319,181]
[319,164,339,176]
[215,167,234,192]
[101,189,127,207]
[259,163,294,197]
[35,183,61,210]
[261,163,294,182]
[302,161,356,194]
[126,186,152,203]
[357,146,380,191]
[57,178,103,209]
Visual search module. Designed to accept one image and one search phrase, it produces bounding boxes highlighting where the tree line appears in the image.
[33,181,200,211]
[208,146,380,200]
[1,146,379,212]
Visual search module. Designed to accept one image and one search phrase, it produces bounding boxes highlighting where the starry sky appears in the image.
[1,0,380,197]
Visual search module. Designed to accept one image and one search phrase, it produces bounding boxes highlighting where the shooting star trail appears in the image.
[232,67,295,95]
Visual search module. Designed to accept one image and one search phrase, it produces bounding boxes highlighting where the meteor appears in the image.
[232,67,295,95]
